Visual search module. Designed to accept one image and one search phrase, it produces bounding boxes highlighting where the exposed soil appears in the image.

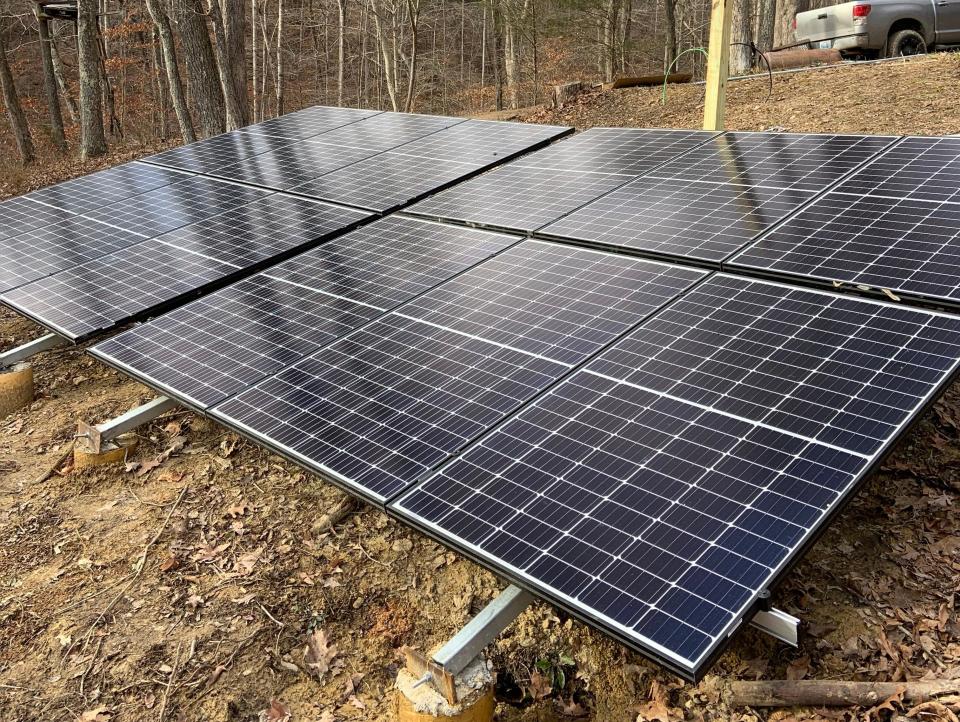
[2,54,960,722]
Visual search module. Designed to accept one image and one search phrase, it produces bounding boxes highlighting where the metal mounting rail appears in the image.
[0,333,67,369]
[751,607,800,647]
[76,396,178,453]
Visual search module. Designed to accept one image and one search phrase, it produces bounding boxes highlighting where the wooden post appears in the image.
[702,0,734,130]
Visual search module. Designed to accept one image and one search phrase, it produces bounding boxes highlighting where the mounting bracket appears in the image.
[750,607,800,647]
[76,395,178,454]
[0,333,67,369]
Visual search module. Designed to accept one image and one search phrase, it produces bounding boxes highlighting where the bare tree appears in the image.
[50,31,80,124]
[207,0,246,128]
[77,0,107,158]
[663,0,678,70]
[223,0,249,123]
[730,0,753,74]
[171,0,226,136]
[755,0,776,51]
[774,0,805,47]
[336,0,347,105]
[35,10,67,151]
[276,0,285,114]
[0,28,35,164]
[145,0,197,141]
[402,0,420,111]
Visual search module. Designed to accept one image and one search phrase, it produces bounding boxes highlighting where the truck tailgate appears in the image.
[795,2,857,44]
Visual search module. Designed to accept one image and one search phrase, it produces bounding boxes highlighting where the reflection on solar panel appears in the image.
[208,141,380,190]
[82,175,272,237]
[2,194,369,340]
[539,177,813,264]
[404,127,715,232]
[24,162,190,214]
[512,127,717,175]
[241,105,380,140]
[394,274,960,679]
[0,216,147,293]
[142,130,297,174]
[832,136,960,203]
[0,196,74,241]
[406,165,634,232]
[306,111,466,152]
[90,217,519,408]
[647,132,895,191]
[392,120,574,162]
[211,243,705,502]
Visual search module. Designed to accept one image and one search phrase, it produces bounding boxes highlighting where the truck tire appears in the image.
[885,29,926,57]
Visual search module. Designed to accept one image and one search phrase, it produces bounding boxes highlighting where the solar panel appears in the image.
[81,175,272,237]
[538,177,814,264]
[405,165,634,233]
[89,217,519,408]
[23,162,191,214]
[208,141,381,190]
[389,119,573,162]
[0,196,75,241]
[646,132,896,191]
[393,274,960,680]
[0,215,147,294]
[210,244,706,502]
[2,194,369,340]
[241,105,381,140]
[306,111,466,152]
[728,192,960,306]
[141,130,297,174]
[511,127,717,175]
[832,136,960,203]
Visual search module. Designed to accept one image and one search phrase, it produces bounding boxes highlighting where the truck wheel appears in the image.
[885,29,926,57]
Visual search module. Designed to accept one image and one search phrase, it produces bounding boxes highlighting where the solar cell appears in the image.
[241,105,380,140]
[511,127,717,175]
[24,162,190,214]
[142,130,296,174]
[81,175,272,237]
[0,196,75,241]
[646,132,895,191]
[90,217,519,408]
[307,111,466,152]
[405,165,634,232]
[390,119,573,162]
[728,192,960,306]
[539,177,813,264]
[394,274,960,679]
[208,141,381,190]
[210,244,705,502]
[832,136,960,203]
[2,194,368,340]
[0,216,147,293]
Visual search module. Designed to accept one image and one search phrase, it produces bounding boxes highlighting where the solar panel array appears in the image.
[8,115,960,681]
[730,136,960,308]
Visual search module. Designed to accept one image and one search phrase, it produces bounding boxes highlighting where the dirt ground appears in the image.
[2,54,960,722]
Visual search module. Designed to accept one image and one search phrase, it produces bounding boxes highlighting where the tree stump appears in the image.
[0,363,33,419]
[74,433,139,469]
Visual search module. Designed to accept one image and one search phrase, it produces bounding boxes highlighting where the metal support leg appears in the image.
[76,396,178,454]
[751,608,800,646]
[0,333,67,369]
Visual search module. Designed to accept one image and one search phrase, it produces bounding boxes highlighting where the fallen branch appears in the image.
[727,680,960,708]
[34,440,75,483]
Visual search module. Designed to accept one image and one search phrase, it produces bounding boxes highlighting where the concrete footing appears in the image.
[0,363,33,419]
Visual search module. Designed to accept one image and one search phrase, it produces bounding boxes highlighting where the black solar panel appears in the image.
[242,105,380,140]
[142,129,296,174]
[23,162,190,214]
[210,245,705,502]
[208,141,380,190]
[405,165,634,233]
[512,127,716,175]
[290,152,487,212]
[539,177,813,264]
[729,192,960,306]
[89,217,519,408]
[0,216,147,294]
[0,196,75,241]
[307,111,466,152]
[393,274,960,679]
[81,175,272,237]
[832,136,960,203]
[391,119,573,162]
[646,132,895,191]
[2,194,369,340]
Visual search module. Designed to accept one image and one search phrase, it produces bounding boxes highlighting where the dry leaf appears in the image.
[226,500,250,518]
[785,655,810,681]
[304,629,338,678]
[348,695,365,710]
[318,712,335,722]
[80,707,111,722]
[258,699,291,722]
[135,458,162,478]
[556,696,590,717]
[220,435,239,457]
[528,669,552,700]
[634,680,675,722]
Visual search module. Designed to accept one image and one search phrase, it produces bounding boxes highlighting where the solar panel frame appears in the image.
[390,273,960,681]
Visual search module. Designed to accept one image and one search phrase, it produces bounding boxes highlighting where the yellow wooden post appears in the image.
[703,0,735,130]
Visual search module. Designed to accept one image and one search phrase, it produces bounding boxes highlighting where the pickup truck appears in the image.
[794,0,960,57]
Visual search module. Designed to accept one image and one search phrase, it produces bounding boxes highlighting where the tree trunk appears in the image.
[51,32,80,124]
[403,0,419,112]
[207,0,245,129]
[145,0,197,142]
[730,0,753,74]
[171,0,226,136]
[276,0,284,115]
[755,0,776,52]
[663,0,677,71]
[36,13,67,151]
[223,0,248,124]
[151,28,169,139]
[601,0,620,82]
[774,0,805,48]
[336,0,346,105]
[77,0,107,158]
[0,31,35,164]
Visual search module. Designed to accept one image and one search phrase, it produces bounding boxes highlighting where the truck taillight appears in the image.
[852,3,871,17]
